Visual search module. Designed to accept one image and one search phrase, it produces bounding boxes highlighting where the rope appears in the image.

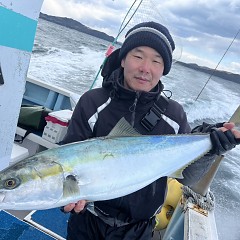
[182,186,215,211]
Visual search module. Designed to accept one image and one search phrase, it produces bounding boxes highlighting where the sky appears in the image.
[41,0,240,74]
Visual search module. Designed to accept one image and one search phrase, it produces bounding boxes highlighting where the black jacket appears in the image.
[62,66,216,222]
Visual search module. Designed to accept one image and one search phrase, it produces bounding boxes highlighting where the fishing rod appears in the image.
[188,28,240,196]
[193,27,240,103]
[89,0,144,90]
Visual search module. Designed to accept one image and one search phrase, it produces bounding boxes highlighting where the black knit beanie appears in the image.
[119,21,175,75]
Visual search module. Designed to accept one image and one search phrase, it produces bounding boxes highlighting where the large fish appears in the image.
[0,118,212,210]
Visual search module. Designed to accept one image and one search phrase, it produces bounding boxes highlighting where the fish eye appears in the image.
[4,178,20,189]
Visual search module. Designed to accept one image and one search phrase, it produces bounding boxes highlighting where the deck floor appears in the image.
[6,209,164,240]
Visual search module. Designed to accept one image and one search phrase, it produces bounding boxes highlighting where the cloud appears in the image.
[41,0,240,74]
[41,0,129,35]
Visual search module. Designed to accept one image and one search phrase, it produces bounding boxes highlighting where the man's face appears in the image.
[121,46,164,92]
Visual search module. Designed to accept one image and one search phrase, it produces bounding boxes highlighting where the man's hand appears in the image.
[62,200,87,214]
[210,122,240,155]
[219,122,240,138]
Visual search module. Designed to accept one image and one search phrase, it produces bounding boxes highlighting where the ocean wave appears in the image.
[32,43,61,56]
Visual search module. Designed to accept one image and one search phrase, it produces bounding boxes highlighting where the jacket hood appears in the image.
[101,48,121,83]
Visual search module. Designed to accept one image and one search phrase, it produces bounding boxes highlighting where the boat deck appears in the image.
[6,209,163,240]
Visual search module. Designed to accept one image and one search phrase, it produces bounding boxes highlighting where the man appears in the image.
[61,22,240,239]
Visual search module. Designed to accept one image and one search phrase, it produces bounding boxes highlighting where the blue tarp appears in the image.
[27,208,70,239]
[0,210,55,240]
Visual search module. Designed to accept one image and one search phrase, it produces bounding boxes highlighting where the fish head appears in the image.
[0,155,65,210]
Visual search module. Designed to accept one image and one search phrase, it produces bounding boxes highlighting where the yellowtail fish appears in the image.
[0,118,212,210]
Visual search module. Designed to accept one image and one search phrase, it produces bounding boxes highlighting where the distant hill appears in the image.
[40,13,115,42]
[176,61,240,84]
[40,13,240,84]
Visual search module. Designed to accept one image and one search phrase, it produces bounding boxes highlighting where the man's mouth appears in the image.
[136,77,150,82]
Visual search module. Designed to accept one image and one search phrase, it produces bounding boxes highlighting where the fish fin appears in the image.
[107,117,141,138]
[63,175,80,197]
[170,155,204,179]
[169,169,184,179]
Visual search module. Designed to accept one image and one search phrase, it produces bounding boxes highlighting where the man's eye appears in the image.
[153,60,163,64]
[133,55,142,59]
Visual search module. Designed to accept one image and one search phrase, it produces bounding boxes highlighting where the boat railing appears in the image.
[24,76,74,111]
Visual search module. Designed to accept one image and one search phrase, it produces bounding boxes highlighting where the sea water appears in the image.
[29,18,240,240]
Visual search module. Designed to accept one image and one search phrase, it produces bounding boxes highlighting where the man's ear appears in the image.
[121,58,125,68]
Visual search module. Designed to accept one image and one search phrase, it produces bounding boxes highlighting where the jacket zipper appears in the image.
[129,92,141,127]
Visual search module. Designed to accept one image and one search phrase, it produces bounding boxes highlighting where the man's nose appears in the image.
[139,60,150,73]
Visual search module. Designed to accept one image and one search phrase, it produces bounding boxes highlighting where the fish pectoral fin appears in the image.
[106,117,141,138]
[63,175,80,198]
